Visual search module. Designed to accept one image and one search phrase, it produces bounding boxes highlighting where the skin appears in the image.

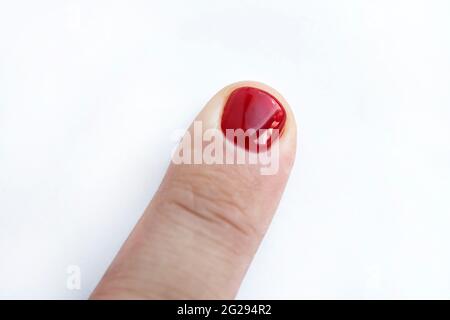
[91,81,297,299]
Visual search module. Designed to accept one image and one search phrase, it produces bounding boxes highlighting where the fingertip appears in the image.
[199,80,297,155]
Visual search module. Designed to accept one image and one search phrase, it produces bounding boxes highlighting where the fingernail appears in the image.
[221,87,286,151]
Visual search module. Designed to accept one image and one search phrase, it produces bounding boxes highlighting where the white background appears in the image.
[1,0,450,299]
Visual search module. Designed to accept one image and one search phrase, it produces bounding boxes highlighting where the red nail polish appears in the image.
[221,87,286,151]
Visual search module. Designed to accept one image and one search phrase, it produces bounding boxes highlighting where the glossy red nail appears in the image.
[221,86,286,151]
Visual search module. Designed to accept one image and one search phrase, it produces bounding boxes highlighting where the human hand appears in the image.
[91,81,297,299]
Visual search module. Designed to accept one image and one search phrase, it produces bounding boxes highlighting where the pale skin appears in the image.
[91,81,297,299]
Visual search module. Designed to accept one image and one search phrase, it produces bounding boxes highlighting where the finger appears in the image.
[91,81,297,299]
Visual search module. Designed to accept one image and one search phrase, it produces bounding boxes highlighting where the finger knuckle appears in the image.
[157,168,261,252]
